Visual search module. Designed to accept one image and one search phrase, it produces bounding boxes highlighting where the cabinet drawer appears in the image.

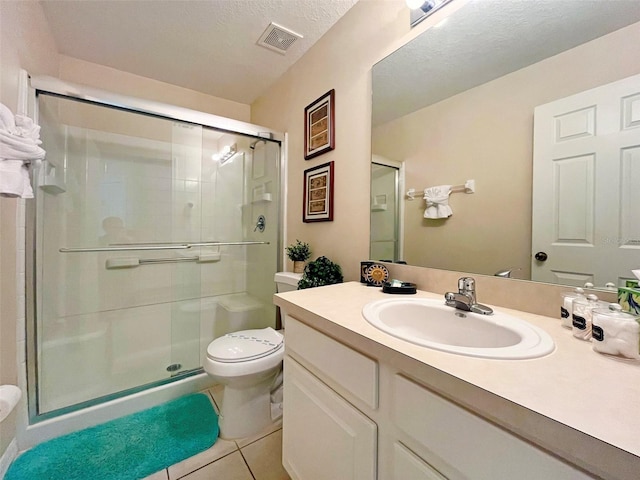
[392,375,595,480]
[285,315,378,409]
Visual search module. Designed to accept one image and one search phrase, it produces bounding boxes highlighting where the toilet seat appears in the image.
[207,327,284,363]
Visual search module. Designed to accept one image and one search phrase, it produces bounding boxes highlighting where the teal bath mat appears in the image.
[6,393,219,480]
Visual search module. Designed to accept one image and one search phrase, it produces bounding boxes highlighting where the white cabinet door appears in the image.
[532,72,640,287]
[283,356,377,480]
[393,442,448,480]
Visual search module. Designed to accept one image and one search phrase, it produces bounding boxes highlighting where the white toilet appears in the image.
[203,271,301,439]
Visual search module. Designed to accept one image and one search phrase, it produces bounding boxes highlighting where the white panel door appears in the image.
[282,356,377,480]
[532,73,640,287]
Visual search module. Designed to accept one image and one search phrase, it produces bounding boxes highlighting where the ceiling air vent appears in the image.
[257,23,303,55]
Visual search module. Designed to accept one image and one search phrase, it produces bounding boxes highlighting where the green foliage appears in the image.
[298,256,344,290]
[285,239,312,262]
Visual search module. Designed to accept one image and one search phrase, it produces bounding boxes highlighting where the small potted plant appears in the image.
[298,256,344,289]
[285,239,311,273]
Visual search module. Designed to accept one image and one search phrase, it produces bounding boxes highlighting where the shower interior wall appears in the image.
[33,94,280,416]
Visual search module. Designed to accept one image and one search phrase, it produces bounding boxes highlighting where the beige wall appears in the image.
[59,56,251,122]
[251,0,468,281]
[372,21,640,278]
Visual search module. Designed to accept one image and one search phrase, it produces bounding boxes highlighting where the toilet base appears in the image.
[218,371,278,439]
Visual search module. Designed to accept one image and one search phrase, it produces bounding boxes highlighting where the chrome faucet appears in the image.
[444,277,493,315]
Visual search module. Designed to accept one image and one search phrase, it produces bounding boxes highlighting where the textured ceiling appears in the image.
[40,0,358,104]
[373,0,640,127]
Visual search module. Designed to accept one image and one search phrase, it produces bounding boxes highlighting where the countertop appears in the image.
[274,281,640,480]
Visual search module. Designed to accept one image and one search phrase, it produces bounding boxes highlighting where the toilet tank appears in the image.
[274,272,302,293]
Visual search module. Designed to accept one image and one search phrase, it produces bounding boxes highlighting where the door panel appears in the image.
[532,73,640,287]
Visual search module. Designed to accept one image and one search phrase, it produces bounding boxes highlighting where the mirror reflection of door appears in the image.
[532,73,640,288]
[370,156,403,262]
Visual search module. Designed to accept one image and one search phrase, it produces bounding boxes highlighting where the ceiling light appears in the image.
[407,0,453,28]
[212,144,237,165]
[406,0,428,9]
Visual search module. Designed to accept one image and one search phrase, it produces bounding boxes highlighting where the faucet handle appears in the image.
[458,277,475,292]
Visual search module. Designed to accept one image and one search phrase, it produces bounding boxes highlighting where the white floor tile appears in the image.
[241,429,290,480]
[167,439,238,480]
[179,451,253,480]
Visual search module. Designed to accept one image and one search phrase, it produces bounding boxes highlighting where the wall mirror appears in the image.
[371,0,640,289]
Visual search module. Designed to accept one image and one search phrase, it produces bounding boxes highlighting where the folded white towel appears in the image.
[423,185,453,219]
[0,160,30,197]
[0,103,46,198]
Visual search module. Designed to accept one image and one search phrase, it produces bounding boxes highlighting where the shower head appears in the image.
[250,138,267,150]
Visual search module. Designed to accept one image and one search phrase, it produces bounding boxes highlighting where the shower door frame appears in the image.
[25,75,287,424]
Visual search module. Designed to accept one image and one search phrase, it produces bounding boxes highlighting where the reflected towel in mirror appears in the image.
[423,185,452,219]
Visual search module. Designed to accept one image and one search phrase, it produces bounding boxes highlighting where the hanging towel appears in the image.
[423,185,453,219]
[0,102,46,198]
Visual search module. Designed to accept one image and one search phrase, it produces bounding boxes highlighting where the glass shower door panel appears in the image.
[197,129,249,360]
[245,140,280,327]
[194,130,281,362]
[36,94,203,414]
[169,122,203,376]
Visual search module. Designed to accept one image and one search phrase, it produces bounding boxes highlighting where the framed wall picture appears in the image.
[303,161,334,222]
[304,89,335,160]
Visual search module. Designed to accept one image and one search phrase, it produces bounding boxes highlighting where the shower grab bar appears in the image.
[60,245,191,253]
[138,256,205,265]
[105,252,223,269]
[59,241,270,253]
[185,241,269,247]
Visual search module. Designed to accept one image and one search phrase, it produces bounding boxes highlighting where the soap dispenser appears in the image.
[560,287,585,329]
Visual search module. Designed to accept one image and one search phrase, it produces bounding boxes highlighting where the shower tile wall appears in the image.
[34,95,277,415]
[245,140,280,318]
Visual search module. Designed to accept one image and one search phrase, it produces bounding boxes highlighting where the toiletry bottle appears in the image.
[572,294,603,341]
[560,287,585,329]
[592,303,640,359]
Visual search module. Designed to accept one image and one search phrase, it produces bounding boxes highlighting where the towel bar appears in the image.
[406,179,475,200]
[60,241,270,253]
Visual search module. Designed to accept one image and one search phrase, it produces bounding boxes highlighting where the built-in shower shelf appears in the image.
[251,193,273,203]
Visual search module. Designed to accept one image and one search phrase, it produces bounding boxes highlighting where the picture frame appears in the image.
[304,89,335,160]
[303,161,334,222]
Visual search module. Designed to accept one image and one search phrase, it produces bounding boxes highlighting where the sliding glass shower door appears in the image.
[31,93,280,418]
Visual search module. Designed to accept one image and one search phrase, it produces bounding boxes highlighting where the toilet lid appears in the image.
[207,327,284,363]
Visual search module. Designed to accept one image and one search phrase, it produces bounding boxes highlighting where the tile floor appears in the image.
[143,386,290,480]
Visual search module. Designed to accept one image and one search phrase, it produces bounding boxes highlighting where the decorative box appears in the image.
[618,281,640,315]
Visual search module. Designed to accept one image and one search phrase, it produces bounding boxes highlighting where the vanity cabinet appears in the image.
[283,357,377,480]
[283,316,378,480]
[391,374,593,480]
[283,315,595,480]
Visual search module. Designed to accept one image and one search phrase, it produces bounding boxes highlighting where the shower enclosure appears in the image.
[370,156,403,262]
[27,81,283,423]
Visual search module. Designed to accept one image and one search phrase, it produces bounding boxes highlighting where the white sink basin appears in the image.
[362,298,554,359]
